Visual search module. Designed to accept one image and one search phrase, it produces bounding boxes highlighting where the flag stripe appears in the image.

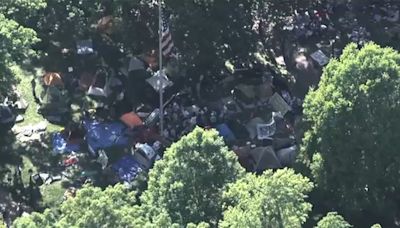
[162,42,174,55]
[162,34,172,47]
[161,9,174,57]
[162,41,173,53]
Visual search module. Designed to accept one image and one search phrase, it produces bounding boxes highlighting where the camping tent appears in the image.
[215,123,236,142]
[52,132,81,154]
[273,137,296,150]
[120,112,143,128]
[276,145,298,166]
[0,104,16,131]
[128,57,146,72]
[250,146,282,172]
[39,86,69,115]
[43,72,64,87]
[257,82,274,99]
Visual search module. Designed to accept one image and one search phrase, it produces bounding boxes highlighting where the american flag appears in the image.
[161,10,174,57]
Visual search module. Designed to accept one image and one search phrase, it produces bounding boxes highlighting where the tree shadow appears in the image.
[0,64,19,99]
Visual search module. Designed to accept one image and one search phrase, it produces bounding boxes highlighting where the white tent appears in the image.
[146,71,173,92]
[76,39,94,55]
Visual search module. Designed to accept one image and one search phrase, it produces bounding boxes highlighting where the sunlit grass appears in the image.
[11,65,62,132]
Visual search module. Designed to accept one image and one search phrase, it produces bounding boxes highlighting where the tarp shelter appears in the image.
[215,123,236,142]
[52,132,81,154]
[273,137,295,150]
[257,82,274,99]
[128,57,145,72]
[233,144,251,158]
[226,119,249,139]
[276,145,298,166]
[250,146,282,172]
[246,117,266,139]
[112,155,143,183]
[43,72,64,87]
[146,71,173,92]
[83,120,132,155]
[77,39,94,55]
[269,93,292,115]
[120,112,143,128]
[40,86,69,114]
[236,84,256,99]
[310,50,329,66]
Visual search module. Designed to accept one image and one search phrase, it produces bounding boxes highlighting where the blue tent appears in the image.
[112,155,143,183]
[215,123,236,142]
[52,132,81,154]
[83,120,132,154]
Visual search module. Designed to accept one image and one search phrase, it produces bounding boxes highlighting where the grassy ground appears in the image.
[1,65,66,210]
[11,65,62,132]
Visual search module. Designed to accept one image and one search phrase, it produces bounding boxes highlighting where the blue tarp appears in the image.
[83,120,131,154]
[216,123,236,142]
[112,155,143,182]
[52,132,80,154]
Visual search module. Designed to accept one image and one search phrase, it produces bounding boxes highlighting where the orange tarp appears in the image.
[120,112,143,128]
[43,72,64,87]
[97,15,113,34]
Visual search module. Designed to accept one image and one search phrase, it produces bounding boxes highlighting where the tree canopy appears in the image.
[301,43,400,224]
[315,212,352,228]
[141,127,244,226]
[220,168,313,228]
[13,184,177,228]
[0,0,45,93]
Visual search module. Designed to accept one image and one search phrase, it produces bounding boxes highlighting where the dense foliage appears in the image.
[141,127,244,225]
[220,169,313,228]
[13,184,177,228]
[315,212,352,228]
[302,43,400,225]
[0,0,45,93]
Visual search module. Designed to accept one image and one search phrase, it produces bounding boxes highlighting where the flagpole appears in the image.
[158,0,164,135]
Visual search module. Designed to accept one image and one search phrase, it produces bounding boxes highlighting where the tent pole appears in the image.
[158,0,164,135]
